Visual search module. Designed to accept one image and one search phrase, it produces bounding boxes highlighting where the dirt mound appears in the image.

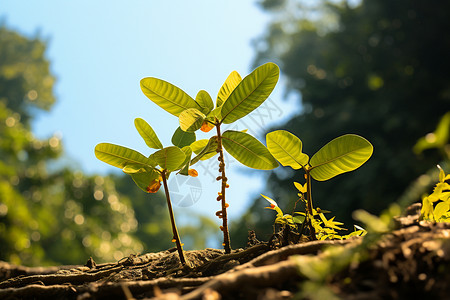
[1,204,449,299]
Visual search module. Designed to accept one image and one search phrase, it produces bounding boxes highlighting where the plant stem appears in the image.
[215,122,232,254]
[305,171,317,240]
[161,170,186,265]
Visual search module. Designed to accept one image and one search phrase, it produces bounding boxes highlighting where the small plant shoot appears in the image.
[95,119,196,265]
[266,130,373,240]
[140,63,279,253]
[421,165,450,222]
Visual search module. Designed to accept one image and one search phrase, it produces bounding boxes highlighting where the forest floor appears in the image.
[1,203,449,300]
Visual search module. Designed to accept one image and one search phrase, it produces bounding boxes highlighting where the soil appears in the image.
[1,203,449,300]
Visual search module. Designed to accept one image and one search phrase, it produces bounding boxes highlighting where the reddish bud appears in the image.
[146,179,162,193]
[200,121,214,132]
[188,169,198,177]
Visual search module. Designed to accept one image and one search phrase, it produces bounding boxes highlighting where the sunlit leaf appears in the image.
[122,163,148,174]
[190,137,218,164]
[222,130,278,170]
[195,90,214,114]
[293,215,305,224]
[421,196,434,221]
[95,143,153,170]
[216,71,242,108]
[177,146,193,176]
[179,108,205,132]
[310,134,373,181]
[134,118,163,149]
[140,77,200,117]
[294,182,307,194]
[153,146,186,171]
[130,169,161,193]
[434,201,449,220]
[172,126,196,148]
[220,63,279,124]
[266,130,309,169]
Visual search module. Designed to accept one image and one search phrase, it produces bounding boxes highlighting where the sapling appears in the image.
[140,63,280,253]
[95,119,196,265]
[266,130,373,240]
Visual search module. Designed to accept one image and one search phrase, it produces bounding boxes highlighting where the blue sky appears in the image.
[1,1,300,224]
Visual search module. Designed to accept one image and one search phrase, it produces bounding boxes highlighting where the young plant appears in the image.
[262,193,366,242]
[140,63,280,253]
[95,119,195,265]
[266,130,373,240]
[421,165,450,222]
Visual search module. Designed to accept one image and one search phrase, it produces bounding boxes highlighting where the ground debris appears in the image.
[1,203,449,299]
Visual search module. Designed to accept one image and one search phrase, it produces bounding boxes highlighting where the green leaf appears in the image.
[221,130,278,170]
[309,134,373,181]
[266,130,309,169]
[153,146,186,171]
[130,169,160,193]
[434,201,449,220]
[195,90,214,114]
[95,143,154,170]
[294,182,307,194]
[178,146,193,175]
[140,77,200,117]
[172,126,196,148]
[293,215,305,224]
[421,196,434,221]
[216,71,242,108]
[220,63,279,124]
[205,107,221,123]
[190,137,218,164]
[134,118,163,149]
[122,163,148,174]
[179,108,205,132]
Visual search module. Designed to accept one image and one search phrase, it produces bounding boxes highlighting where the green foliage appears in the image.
[134,118,164,149]
[95,119,193,264]
[309,134,374,181]
[262,192,366,241]
[221,130,278,170]
[220,63,279,124]
[139,63,280,253]
[172,127,196,148]
[421,165,450,222]
[140,77,200,117]
[266,130,372,240]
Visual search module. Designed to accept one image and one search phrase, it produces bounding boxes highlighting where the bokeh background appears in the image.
[0,0,449,266]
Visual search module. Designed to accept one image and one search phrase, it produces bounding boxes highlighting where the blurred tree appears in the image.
[0,34,145,263]
[231,0,450,246]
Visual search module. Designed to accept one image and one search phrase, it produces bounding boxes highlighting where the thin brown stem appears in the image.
[305,171,317,240]
[215,122,232,254]
[161,170,186,265]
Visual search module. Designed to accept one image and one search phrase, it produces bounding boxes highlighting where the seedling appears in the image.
[262,193,366,241]
[421,165,450,222]
[95,119,195,265]
[140,63,279,253]
[266,130,373,240]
